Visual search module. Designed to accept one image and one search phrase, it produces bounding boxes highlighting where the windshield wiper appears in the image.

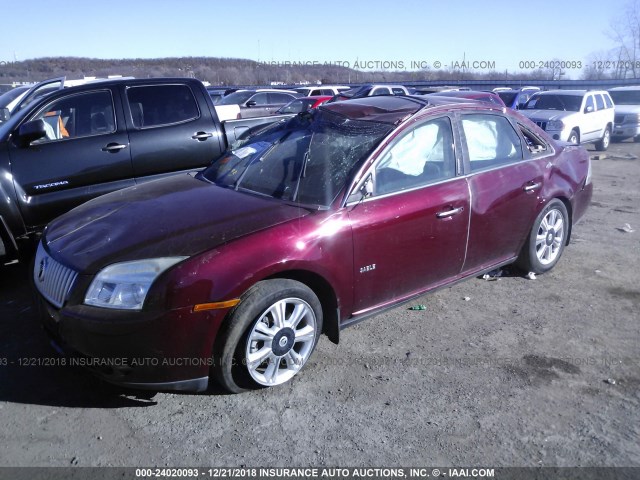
[291,132,314,201]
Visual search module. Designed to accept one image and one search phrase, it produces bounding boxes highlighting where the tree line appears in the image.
[0,56,574,87]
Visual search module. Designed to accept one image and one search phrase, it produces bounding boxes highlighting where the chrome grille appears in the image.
[34,242,78,308]
[614,114,625,125]
[535,121,547,130]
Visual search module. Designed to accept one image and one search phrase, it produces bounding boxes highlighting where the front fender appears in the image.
[159,211,355,321]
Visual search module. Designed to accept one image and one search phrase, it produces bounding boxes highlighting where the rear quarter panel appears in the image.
[544,143,592,226]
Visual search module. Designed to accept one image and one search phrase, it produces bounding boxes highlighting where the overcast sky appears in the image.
[0,0,628,75]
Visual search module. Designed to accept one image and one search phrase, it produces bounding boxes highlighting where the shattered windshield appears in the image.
[201,110,393,207]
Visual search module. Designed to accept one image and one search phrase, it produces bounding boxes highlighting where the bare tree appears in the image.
[609,0,640,78]
[583,50,617,79]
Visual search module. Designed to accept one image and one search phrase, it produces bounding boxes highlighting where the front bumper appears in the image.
[36,295,229,392]
[544,128,570,142]
[612,124,640,138]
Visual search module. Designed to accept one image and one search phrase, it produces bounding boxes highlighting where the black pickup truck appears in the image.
[0,77,293,264]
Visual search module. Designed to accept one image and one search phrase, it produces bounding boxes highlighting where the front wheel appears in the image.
[213,279,323,393]
[516,199,569,274]
[595,127,611,151]
[567,129,580,145]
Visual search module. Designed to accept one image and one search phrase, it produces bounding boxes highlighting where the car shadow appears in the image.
[0,262,229,408]
[475,265,524,281]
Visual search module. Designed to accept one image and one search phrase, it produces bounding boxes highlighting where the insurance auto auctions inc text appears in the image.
[257,60,496,70]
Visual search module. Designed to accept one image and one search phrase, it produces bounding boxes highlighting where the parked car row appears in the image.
[199,81,640,151]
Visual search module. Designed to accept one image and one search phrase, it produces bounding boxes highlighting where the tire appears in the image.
[213,279,323,393]
[634,135,640,143]
[516,199,569,274]
[595,126,611,151]
[567,129,579,145]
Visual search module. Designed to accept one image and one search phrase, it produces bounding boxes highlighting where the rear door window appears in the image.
[269,93,295,104]
[461,114,523,172]
[595,94,605,111]
[604,94,614,108]
[126,84,199,128]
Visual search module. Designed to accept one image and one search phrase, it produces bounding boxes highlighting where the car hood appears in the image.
[44,173,309,273]
[520,110,574,122]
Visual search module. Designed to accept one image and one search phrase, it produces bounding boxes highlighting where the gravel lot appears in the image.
[0,140,638,469]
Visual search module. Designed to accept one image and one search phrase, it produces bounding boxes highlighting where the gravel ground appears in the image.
[0,140,638,468]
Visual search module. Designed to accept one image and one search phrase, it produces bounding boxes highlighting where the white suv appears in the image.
[608,86,640,142]
[294,85,350,96]
[520,90,614,151]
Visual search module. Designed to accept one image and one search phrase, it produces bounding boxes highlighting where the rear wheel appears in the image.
[595,126,611,151]
[516,199,569,274]
[213,279,322,393]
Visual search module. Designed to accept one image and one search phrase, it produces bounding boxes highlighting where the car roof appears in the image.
[538,89,608,96]
[297,95,333,100]
[31,77,201,92]
[320,95,427,123]
[296,85,349,89]
[253,88,298,93]
[429,90,494,97]
[608,86,640,91]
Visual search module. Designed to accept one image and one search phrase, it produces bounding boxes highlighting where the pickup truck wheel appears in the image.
[213,279,322,393]
[595,127,611,151]
[516,199,568,274]
[568,129,580,145]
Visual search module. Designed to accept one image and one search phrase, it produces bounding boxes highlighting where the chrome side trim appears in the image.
[119,376,209,392]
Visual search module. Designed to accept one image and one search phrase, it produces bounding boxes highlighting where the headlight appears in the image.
[546,120,564,130]
[84,257,187,310]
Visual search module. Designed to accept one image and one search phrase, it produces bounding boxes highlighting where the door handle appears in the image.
[436,207,464,218]
[192,132,213,141]
[523,181,541,192]
[101,143,128,153]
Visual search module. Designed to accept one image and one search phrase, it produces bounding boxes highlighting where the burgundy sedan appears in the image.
[33,96,592,393]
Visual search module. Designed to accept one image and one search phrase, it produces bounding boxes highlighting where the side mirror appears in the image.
[16,119,47,147]
[0,107,9,123]
[585,105,594,113]
[347,174,374,204]
[361,175,374,198]
[246,101,257,108]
